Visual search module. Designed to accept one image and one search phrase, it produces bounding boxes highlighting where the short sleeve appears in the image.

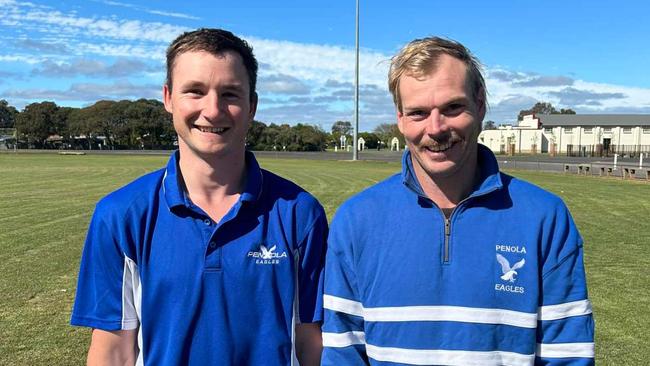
[70,205,140,331]
[296,206,328,324]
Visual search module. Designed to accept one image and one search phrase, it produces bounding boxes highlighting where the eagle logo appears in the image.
[496,254,525,283]
[260,244,277,259]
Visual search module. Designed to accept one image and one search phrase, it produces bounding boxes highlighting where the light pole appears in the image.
[352,0,360,161]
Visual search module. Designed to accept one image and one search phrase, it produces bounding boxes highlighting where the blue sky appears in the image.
[2,0,650,132]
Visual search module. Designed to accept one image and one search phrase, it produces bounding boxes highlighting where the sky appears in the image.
[2,0,650,132]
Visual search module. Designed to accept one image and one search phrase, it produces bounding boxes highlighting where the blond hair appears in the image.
[388,37,486,112]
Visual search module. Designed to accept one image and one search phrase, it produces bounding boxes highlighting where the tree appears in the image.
[518,102,576,121]
[0,99,18,128]
[559,108,576,115]
[358,132,380,149]
[483,120,497,130]
[247,120,268,150]
[331,120,353,135]
[373,123,403,147]
[292,123,328,151]
[15,101,61,148]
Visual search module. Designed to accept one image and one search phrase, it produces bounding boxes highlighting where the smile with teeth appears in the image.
[426,141,454,152]
[195,125,228,134]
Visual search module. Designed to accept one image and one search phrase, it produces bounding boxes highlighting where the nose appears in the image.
[202,92,223,121]
[425,109,449,137]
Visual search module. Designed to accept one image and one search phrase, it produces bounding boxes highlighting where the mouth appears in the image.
[194,125,229,134]
[424,140,457,153]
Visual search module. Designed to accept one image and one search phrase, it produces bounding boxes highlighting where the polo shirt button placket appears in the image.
[205,238,222,270]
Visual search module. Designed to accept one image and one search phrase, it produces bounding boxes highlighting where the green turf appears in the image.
[0,153,648,364]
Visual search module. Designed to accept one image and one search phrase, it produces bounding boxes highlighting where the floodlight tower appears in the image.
[352,0,360,161]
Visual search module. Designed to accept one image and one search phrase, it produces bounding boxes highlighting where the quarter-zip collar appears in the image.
[401,143,504,201]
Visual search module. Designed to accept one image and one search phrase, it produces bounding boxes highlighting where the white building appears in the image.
[479,114,650,157]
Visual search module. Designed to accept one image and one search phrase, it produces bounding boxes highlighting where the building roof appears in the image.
[537,114,650,127]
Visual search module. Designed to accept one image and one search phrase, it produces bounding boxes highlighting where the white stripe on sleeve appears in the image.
[536,342,595,358]
[322,331,366,348]
[323,294,364,317]
[538,299,592,321]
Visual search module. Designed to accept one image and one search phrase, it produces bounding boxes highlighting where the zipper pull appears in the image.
[444,218,451,263]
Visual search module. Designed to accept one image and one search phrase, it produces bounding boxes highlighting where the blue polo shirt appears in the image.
[71,151,327,365]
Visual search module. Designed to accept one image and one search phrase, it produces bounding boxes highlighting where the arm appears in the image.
[321,212,369,366]
[295,323,323,366]
[87,329,138,366]
[536,204,595,365]
[71,205,141,364]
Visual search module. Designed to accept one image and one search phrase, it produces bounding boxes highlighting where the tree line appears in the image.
[0,99,405,151]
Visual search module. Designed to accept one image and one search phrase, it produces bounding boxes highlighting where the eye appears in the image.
[443,103,465,116]
[184,88,204,96]
[222,91,241,99]
[406,110,428,121]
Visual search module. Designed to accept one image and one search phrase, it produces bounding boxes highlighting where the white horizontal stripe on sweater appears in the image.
[365,344,534,366]
[324,294,537,328]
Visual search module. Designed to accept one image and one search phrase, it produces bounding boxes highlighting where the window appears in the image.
[643,127,650,134]
[544,128,553,134]
[564,128,573,134]
[584,128,593,134]
[623,127,632,134]
[603,127,612,133]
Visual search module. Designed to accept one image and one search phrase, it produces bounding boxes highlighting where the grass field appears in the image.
[1,152,648,364]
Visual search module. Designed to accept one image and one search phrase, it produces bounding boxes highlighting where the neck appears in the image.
[177,145,247,221]
[412,153,479,210]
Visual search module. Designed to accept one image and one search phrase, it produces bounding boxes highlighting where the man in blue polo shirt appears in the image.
[322,37,595,365]
[71,28,326,365]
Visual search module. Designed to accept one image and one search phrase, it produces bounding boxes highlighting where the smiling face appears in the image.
[163,50,257,162]
[397,54,485,182]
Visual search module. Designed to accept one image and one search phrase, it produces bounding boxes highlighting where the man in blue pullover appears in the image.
[322,37,594,365]
[71,28,326,365]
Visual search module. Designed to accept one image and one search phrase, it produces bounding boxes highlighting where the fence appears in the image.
[566,144,650,158]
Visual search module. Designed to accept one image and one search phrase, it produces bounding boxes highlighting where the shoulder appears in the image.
[259,169,326,227]
[94,168,165,221]
[498,172,570,215]
[261,169,322,208]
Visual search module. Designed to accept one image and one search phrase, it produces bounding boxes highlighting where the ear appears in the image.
[162,84,173,114]
[476,88,486,122]
[248,92,258,121]
[396,108,405,134]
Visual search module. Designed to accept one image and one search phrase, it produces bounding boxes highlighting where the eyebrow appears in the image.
[403,96,470,110]
[178,80,246,92]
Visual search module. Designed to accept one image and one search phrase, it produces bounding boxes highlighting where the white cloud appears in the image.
[98,0,200,20]
[0,55,43,64]
[1,1,188,43]
[249,37,389,88]
[147,10,200,20]
[5,80,160,101]
[32,58,155,78]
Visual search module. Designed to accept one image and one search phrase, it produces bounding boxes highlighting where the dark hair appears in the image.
[166,28,258,101]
